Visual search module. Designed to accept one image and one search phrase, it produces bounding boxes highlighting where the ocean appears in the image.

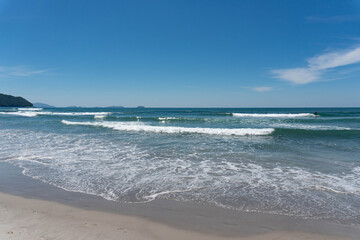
[0,107,359,224]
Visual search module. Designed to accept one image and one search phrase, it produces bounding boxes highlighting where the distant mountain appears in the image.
[33,103,55,108]
[0,93,33,107]
[137,106,145,108]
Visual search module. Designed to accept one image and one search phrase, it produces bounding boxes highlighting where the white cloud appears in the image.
[272,47,360,84]
[308,47,360,69]
[0,65,49,78]
[272,68,320,84]
[252,86,272,92]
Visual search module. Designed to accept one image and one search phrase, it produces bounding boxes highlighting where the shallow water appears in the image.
[1,107,359,224]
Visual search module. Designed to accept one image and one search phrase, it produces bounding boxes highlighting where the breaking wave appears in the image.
[0,111,111,117]
[17,108,43,111]
[273,123,353,131]
[232,113,315,118]
[38,111,110,116]
[61,120,274,136]
[0,111,38,117]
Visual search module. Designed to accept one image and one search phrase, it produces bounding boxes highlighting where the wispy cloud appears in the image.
[306,15,360,23]
[272,46,360,84]
[272,68,320,84]
[308,47,360,69]
[252,86,272,92]
[0,65,49,78]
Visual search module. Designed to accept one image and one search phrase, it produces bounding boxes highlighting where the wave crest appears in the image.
[39,112,110,116]
[61,120,274,136]
[17,108,43,111]
[0,111,38,117]
[232,113,315,118]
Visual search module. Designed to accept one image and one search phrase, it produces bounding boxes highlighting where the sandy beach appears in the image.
[0,162,359,240]
[0,191,358,240]
[2,0,360,238]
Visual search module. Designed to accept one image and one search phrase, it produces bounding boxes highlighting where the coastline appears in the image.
[1,162,359,239]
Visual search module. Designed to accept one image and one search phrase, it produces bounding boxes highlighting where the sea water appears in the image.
[0,107,359,224]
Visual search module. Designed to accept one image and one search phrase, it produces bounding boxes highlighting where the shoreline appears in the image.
[1,161,359,239]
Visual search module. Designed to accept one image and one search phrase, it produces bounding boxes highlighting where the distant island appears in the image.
[0,93,33,107]
[33,103,55,108]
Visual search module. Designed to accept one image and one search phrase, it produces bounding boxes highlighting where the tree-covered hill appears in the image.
[0,93,33,107]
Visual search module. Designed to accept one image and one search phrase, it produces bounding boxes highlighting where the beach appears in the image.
[1,162,359,240]
[1,107,360,239]
[3,0,360,238]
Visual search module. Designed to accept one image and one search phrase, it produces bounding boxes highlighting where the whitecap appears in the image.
[17,108,43,111]
[232,113,315,118]
[158,117,179,120]
[61,120,274,136]
[274,123,352,131]
[0,111,38,117]
[38,112,110,116]
[94,114,107,119]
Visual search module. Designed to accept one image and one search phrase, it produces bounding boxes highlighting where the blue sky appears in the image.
[1,0,360,107]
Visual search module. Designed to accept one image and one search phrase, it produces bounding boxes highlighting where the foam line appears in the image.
[38,112,110,116]
[61,120,274,136]
[232,113,315,118]
[17,108,43,111]
[0,111,38,117]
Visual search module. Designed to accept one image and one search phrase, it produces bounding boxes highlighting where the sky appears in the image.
[1,0,360,107]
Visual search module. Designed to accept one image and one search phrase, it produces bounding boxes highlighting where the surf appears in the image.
[232,113,315,118]
[61,120,274,136]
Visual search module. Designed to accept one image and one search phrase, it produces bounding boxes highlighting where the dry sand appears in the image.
[0,192,358,240]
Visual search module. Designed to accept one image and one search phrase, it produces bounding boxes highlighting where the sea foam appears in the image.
[17,108,43,111]
[61,120,274,136]
[0,111,38,117]
[232,113,315,118]
[38,111,110,116]
[0,111,111,117]
[273,123,353,131]
[1,125,360,224]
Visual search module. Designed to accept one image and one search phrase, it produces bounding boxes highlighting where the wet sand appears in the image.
[0,162,359,240]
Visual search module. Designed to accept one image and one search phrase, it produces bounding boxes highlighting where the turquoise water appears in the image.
[0,107,359,224]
